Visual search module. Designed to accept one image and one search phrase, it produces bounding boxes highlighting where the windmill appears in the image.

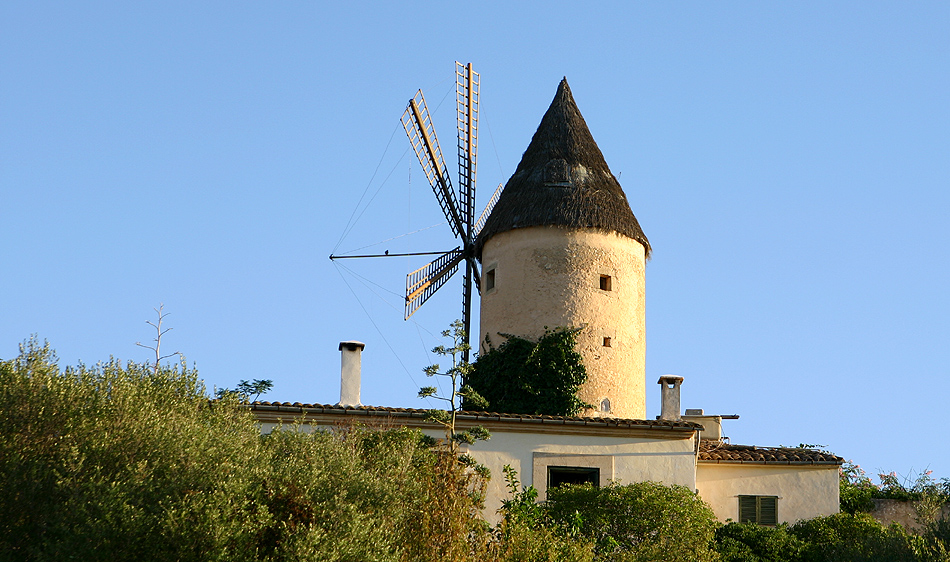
[401,62,502,361]
[329,63,502,362]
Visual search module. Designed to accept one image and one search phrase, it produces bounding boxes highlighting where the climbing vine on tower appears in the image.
[464,327,590,417]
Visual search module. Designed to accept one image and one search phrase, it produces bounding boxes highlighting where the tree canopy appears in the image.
[0,337,488,561]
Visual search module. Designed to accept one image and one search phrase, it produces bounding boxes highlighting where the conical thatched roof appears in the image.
[475,79,650,259]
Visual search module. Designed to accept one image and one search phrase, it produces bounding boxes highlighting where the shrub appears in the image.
[790,513,930,562]
[715,522,806,562]
[839,461,876,514]
[0,338,490,562]
[544,481,720,562]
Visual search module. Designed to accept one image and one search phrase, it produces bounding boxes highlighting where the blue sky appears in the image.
[2,2,948,484]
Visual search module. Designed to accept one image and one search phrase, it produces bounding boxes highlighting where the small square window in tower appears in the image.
[485,268,496,290]
[599,275,612,291]
[548,466,600,489]
[602,337,611,347]
[739,495,778,526]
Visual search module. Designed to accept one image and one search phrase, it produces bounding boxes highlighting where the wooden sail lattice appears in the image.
[332,63,499,362]
[405,247,464,319]
[399,62,493,360]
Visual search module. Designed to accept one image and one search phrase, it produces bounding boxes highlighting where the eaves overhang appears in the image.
[248,402,701,440]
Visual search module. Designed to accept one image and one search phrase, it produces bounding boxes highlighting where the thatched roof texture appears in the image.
[475,78,650,258]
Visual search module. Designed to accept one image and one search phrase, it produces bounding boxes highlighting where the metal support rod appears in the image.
[461,257,473,363]
[329,251,448,260]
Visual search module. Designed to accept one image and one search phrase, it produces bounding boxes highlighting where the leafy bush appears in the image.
[544,481,720,562]
[0,338,490,562]
[715,522,806,562]
[839,461,877,514]
[466,327,590,416]
[790,513,930,562]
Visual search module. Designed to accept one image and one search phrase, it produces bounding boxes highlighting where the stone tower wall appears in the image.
[479,226,646,419]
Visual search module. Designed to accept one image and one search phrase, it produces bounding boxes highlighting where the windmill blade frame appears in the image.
[474,182,503,238]
[405,247,464,320]
[398,63,498,362]
[456,62,479,239]
[402,92,467,241]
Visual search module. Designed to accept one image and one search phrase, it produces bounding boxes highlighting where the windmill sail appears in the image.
[456,62,479,240]
[405,247,464,320]
[474,183,503,237]
[334,63,499,362]
[455,62,480,352]
[398,63,499,361]
[402,92,466,240]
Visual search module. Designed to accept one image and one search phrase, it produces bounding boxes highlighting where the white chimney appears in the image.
[657,375,684,421]
[338,341,365,407]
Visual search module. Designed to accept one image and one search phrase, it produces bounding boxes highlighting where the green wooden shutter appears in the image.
[738,496,758,523]
[758,496,778,526]
[738,495,778,525]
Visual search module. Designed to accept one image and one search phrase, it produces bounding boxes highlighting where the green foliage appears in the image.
[491,465,596,562]
[216,378,274,401]
[465,327,591,416]
[877,469,950,501]
[0,337,492,562]
[715,522,806,562]
[9,336,949,562]
[489,519,597,562]
[420,320,489,452]
[499,465,543,529]
[717,513,950,562]
[544,481,720,562]
[839,460,877,514]
[924,517,950,560]
[790,513,931,562]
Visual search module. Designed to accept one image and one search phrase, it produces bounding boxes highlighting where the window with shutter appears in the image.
[738,495,758,523]
[738,495,778,526]
[759,496,778,526]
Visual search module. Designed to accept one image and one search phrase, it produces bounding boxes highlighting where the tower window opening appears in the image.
[486,268,496,290]
[599,275,612,291]
[600,398,611,412]
[603,337,611,347]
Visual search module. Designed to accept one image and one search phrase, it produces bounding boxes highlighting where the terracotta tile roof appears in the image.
[247,402,701,431]
[698,441,843,465]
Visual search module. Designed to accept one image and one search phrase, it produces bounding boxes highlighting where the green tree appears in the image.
[489,465,597,562]
[419,320,489,453]
[466,327,590,416]
[216,378,274,401]
[0,337,492,562]
[544,481,720,562]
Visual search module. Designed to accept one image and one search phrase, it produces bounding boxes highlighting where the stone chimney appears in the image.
[657,375,684,421]
[338,341,365,407]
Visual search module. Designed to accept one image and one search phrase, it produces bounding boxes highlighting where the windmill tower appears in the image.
[400,63,501,361]
[475,79,652,419]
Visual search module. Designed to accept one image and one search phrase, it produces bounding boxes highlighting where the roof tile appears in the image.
[698,441,843,465]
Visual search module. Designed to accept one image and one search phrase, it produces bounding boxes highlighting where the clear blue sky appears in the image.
[2,2,948,484]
